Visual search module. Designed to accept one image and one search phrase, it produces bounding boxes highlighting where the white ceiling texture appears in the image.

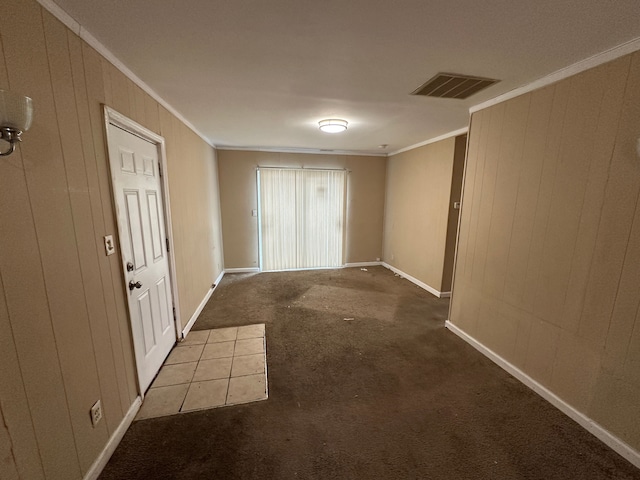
[50,0,640,155]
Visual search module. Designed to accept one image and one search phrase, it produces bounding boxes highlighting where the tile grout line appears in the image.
[223,335,237,405]
[178,328,212,413]
[144,325,267,418]
[263,334,268,400]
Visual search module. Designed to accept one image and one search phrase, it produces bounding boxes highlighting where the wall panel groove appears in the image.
[68,30,125,430]
[2,1,83,476]
[0,0,224,476]
[451,51,640,454]
[80,41,134,414]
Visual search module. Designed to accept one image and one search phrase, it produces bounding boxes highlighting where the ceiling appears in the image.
[52,0,640,155]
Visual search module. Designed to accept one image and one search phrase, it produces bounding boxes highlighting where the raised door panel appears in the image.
[137,290,156,357]
[147,191,164,262]
[120,148,135,174]
[155,277,171,334]
[124,191,147,272]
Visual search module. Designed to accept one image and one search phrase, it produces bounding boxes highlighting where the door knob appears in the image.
[126,261,134,272]
[129,280,142,291]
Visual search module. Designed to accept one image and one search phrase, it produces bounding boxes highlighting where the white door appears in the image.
[107,124,176,393]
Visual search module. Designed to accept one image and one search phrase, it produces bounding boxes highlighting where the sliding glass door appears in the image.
[258,168,346,271]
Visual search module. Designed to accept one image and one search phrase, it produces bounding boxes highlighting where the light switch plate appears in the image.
[104,235,115,256]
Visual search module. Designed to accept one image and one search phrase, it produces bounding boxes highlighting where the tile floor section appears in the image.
[136,324,268,420]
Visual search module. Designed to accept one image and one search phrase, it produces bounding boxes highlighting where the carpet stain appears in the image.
[291,284,398,321]
[99,267,639,480]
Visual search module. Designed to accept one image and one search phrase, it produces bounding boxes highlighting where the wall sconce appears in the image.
[0,89,34,156]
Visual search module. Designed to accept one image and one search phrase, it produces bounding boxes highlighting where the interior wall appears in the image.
[0,0,223,478]
[159,111,224,324]
[383,136,462,293]
[450,52,640,452]
[217,150,386,269]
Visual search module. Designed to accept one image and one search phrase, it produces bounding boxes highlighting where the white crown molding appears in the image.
[387,127,469,157]
[217,146,387,157]
[38,0,640,158]
[445,321,640,470]
[36,0,216,149]
[37,0,80,34]
[470,36,640,114]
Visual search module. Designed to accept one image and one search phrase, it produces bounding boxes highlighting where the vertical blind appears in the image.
[259,168,346,271]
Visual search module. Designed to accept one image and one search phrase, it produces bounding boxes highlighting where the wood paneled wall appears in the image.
[383,136,465,293]
[451,52,640,451]
[217,150,386,268]
[158,110,224,325]
[0,0,223,477]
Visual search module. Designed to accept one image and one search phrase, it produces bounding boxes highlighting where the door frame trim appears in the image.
[103,106,183,393]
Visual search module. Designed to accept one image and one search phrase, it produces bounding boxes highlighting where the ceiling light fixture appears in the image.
[0,90,34,156]
[318,119,348,133]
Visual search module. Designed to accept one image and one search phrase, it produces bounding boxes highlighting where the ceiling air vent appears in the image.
[411,73,499,99]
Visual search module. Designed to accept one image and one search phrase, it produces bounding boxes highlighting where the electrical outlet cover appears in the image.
[90,400,102,427]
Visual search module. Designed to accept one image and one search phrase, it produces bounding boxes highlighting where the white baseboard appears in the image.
[181,270,225,338]
[224,267,260,273]
[225,264,384,273]
[213,270,225,287]
[445,320,640,470]
[344,262,383,268]
[83,396,142,480]
[381,262,446,298]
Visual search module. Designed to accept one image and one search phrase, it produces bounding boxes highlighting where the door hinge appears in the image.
[158,161,162,177]
[172,307,176,321]
[166,237,170,252]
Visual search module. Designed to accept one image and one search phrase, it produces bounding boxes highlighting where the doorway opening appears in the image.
[257,167,346,272]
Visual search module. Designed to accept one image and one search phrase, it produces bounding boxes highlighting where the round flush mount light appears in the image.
[319,119,348,133]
